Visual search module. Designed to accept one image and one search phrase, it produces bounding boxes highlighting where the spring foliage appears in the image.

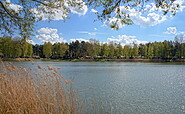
[0,36,185,59]
[0,0,180,36]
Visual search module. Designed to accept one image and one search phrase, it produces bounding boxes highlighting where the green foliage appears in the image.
[87,0,177,29]
[86,39,101,57]
[0,36,33,58]
[132,43,138,57]
[139,44,147,58]
[53,42,69,58]
[0,0,179,36]
[86,42,94,57]
[33,44,43,57]
[0,37,185,60]
[101,43,109,57]
[123,45,131,58]
[1,36,13,57]
[43,42,52,58]
[21,38,29,57]
[108,43,115,57]
[147,44,154,59]
[27,43,33,57]
[12,38,22,58]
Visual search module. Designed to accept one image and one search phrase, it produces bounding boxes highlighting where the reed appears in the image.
[0,61,82,114]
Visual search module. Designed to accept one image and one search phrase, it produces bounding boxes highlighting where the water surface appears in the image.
[13,61,185,114]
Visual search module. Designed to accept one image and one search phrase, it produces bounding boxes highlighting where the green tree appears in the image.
[27,43,33,57]
[88,39,101,57]
[86,42,94,57]
[52,43,60,56]
[1,36,13,58]
[12,38,22,58]
[69,40,81,58]
[43,42,52,58]
[114,43,122,57]
[163,40,171,58]
[132,43,138,57]
[0,37,3,57]
[147,44,154,59]
[33,44,43,57]
[21,38,28,57]
[118,43,123,57]
[101,43,109,57]
[108,43,115,57]
[174,41,181,58]
[93,41,101,57]
[58,43,69,58]
[139,44,148,58]
[79,41,87,57]
[153,42,161,58]
[181,43,185,58]
[123,45,130,58]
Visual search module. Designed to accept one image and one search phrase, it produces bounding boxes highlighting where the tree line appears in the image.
[0,37,185,59]
[0,36,33,58]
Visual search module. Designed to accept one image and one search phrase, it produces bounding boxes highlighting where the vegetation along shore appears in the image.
[0,36,185,62]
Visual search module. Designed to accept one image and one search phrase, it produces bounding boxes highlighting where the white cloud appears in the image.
[91,9,98,13]
[36,27,66,44]
[103,17,126,29]
[119,5,167,27]
[171,0,185,12]
[78,31,106,36]
[31,7,68,21]
[27,39,35,45]
[70,38,89,42]
[69,0,88,16]
[6,0,10,2]
[78,31,96,35]
[131,12,167,27]
[32,0,88,20]
[105,1,185,28]
[94,28,97,31]
[165,27,185,35]
[38,27,57,34]
[165,27,177,34]
[164,27,185,43]
[5,0,22,13]
[107,35,148,46]
[9,4,22,12]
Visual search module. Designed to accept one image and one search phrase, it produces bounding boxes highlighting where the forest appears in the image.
[0,36,185,60]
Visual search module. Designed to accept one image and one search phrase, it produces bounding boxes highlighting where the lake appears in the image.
[12,61,185,114]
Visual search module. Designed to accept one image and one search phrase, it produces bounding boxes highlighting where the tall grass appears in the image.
[0,61,82,114]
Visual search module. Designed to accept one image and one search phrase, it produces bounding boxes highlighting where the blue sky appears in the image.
[4,0,185,45]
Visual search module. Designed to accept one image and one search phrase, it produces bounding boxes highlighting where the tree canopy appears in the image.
[0,36,185,59]
[0,0,180,37]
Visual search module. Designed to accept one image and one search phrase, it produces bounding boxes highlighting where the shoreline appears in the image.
[1,58,185,63]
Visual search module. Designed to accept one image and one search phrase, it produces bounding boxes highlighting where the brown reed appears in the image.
[0,61,82,114]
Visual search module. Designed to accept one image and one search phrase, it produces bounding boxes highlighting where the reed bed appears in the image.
[0,61,82,114]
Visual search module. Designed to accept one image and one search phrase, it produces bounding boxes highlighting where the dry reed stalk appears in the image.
[0,61,82,114]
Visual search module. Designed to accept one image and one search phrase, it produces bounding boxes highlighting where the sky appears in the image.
[4,0,185,45]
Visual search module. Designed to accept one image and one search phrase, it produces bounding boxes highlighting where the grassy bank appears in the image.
[0,61,81,114]
[1,57,185,63]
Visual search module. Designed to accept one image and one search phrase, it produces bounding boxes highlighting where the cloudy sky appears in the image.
[6,0,185,45]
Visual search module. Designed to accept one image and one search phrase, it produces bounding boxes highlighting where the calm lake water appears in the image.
[13,61,185,114]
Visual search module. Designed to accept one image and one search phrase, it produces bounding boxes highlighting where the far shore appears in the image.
[1,57,185,63]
